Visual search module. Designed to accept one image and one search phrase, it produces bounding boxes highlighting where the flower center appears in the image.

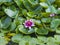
[26,21,32,26]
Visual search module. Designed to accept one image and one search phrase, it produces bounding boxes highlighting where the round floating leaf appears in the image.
[15,17,25,25]
[22,0,32,11]
[37,36,47,43]
[29,38,39,45]
[27,12,35,18]
[50,19,60,29]
[1,17,11,29]
[41,18,51,23]
[47,42,58,45]
[46,37,58,45]
[10,21,16,31]
[47,37,55,43]
[22,36,31,41]
[40,2,48,8]
[46,6,57,13]
[54,35,60,44]
[56,28,60,34]
[18,25,35,34]
[12,34,23,43]
[4,8,18,18]
[19,36,31,45]
[36,27,48,35]
[0,37,8,45]
[19,40,27,45]
[31,19,41,26]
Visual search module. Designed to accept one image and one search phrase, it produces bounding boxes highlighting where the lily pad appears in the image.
[18,25,35,34]
[50,19,60,29]
[1,17,11,29]
[36,27,48,35]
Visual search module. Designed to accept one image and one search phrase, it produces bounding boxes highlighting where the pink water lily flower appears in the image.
[23,19,35,29]
[50,13,55,17]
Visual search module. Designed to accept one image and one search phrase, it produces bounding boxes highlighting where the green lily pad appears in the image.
[4,8,18,18]
[47,42,59,45]
[50,19,60,29]
[12,34,23,43]
[29,38,39,45]
[27,12,35,18]
[0,37,8,45]
[31,19,41,26]
[46,6,57,13]
[41,18,51,23]
[46,37,59,45]
[40,2,48,8]
[37,36,47,43]
[19,36,31,45]
[36,27,48,35]
[1,17,11,29]
[18,25,35,34]
[56,28,60,34]
[9,21,16,31]
[15,17,25,25]
[54,35,60,44]
[22,0,32,11]
[19,40,27,45]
